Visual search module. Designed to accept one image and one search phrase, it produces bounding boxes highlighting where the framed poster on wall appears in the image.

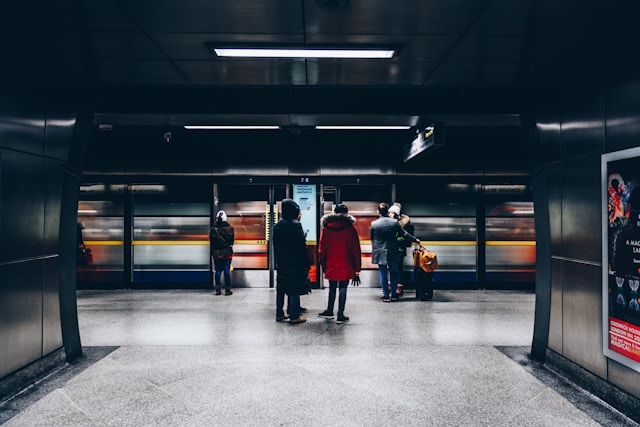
[602,146,640,372]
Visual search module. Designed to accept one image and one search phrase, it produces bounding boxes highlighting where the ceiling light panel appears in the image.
[210,44,398,59]
[184,125,280,130]
[315,125,411,130]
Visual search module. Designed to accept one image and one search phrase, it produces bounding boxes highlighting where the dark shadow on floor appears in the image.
[0,346,118,425]
[497,346,639,427]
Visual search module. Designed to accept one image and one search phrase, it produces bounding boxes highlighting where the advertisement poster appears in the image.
[293,184,317,244]
[602,147,640,372]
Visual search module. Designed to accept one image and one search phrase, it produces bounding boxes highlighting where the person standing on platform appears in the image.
[370,202,419,302]
[318,204,362,323]
[273,199,311,324]
[210,210,235,296]
[388,202,414,297]
[76,221,85,265]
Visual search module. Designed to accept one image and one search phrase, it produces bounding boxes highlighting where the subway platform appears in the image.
[0,288,638,426]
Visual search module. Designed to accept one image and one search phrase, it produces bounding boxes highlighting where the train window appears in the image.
[485,201,536,282]
[134,203,209,216]
[77,201,125,283]
[220,201,269,269]
[132,202,210,283]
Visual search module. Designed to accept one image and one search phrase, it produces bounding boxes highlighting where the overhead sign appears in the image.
[403,123,443,162]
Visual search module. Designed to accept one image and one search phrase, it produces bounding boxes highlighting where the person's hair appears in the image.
[335,204,348,214]
[378,202,389,216]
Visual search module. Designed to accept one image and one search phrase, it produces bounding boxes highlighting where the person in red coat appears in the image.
[318,204,362,323]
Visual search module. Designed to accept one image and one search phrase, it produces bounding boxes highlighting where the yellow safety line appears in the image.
[131,240,207,245]
[84,241,123,246]
[362,240,478,246]
[486,241,536,246]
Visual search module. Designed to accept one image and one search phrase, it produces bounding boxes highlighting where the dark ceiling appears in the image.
[2,0,639,176]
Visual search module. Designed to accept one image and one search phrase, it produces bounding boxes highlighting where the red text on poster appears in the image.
[609,317,640,363]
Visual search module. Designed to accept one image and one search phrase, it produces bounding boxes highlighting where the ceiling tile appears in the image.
[119,0,304,33]
[177,60,307,85]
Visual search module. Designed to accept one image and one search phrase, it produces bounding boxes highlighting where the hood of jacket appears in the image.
[321,212,356,231]
[399,214,411,227]
[281,198,300,220]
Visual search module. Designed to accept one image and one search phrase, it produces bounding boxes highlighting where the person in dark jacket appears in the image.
[370,202,419,302]
[389,202,414,297]
[210,210,235,296]
[273,199,311,324]
[317,204,362,323]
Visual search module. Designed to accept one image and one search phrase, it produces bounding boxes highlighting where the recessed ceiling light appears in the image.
[315,125,411,130]
[184,125,280,130]
[210,44,398,59]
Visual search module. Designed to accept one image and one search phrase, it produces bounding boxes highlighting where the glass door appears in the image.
[216,184,275,287]
[132,202,210,285]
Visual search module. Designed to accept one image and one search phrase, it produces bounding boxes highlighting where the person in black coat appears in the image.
[273,198,311,324]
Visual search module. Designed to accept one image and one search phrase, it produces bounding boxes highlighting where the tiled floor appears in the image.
[0,288,637,426]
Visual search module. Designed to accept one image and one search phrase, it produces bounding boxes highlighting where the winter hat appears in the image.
[334,204,348,214]
[282,198,300,220]
[389,204,401,216]
[216,210,227,222]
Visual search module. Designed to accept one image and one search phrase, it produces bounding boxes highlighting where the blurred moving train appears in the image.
[77,179,535,290]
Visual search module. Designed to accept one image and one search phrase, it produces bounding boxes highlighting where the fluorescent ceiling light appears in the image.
[211,46,397,59]
[184,125,280,130]
[315,125,412,130]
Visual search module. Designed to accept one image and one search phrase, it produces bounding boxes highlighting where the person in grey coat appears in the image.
[370,202,419,301]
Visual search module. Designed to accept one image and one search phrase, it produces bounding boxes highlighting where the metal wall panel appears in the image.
[0,261,44,378]
[535,112,561,165]
[534,78,640,400]
[0,150,45,262]
[547,163,563,258]
[0,97,73,383]
[44,159,65,255]
[42,257,62,355]
[548,257,563,354]
[605,79,640,154]
[561,153,601,264]
[560,88,605,160]
[45,112,75,161]
[608,358,640,398]
[561,260,606,378]
[0,100,45,155]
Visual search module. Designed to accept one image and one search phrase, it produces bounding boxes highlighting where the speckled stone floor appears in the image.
[0,288,637,426]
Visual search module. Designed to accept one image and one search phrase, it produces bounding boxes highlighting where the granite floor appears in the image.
[0,288,637,426]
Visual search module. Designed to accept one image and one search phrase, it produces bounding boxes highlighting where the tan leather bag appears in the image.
[413,246,438,272]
